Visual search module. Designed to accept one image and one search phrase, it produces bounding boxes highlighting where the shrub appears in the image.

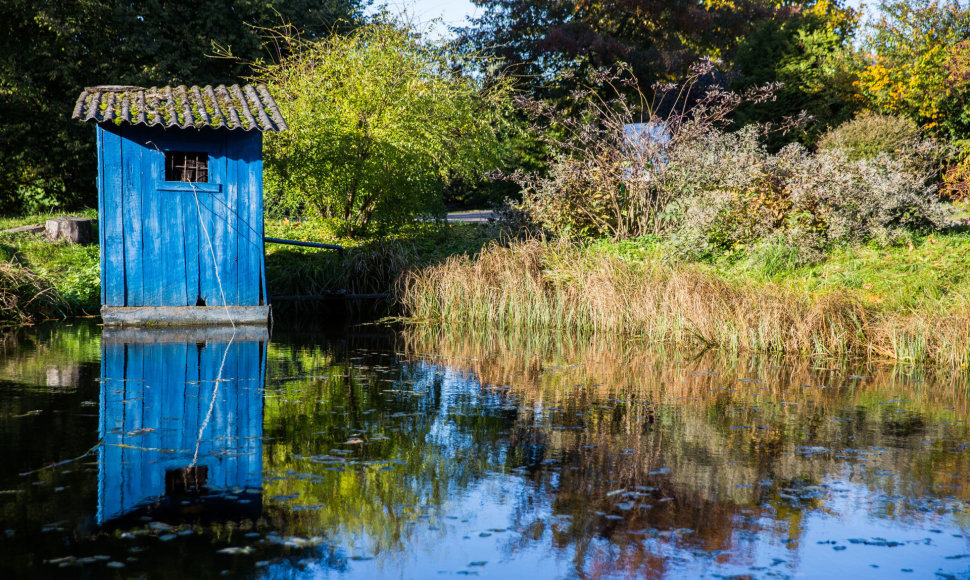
[817,112,926,162]
[732,7,863,149]
[941,149,970,201]
[261,22,514,237]
[514,61,786,240]
[670,127,952,261]
[856,0,970,141]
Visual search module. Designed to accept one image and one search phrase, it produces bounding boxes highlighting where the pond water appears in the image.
[2,321,970,579]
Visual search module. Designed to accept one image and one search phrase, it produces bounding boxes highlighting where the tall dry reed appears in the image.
[398,239,970,366]
[0,261,65,326]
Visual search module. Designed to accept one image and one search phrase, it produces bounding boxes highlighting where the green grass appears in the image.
[586,230,970,313]
[0,212,100,324]
[263,217,501,297]
[0,209,97,231]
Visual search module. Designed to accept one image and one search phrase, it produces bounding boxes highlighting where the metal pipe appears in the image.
[270,293,390,301]
[264,237,344,255]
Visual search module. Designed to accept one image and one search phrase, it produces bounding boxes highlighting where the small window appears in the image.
[165,151,209,183]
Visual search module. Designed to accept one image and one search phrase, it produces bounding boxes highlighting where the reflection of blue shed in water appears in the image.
[98,326,267,524]
[73,85,287,326]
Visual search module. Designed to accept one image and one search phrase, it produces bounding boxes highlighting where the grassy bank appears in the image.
[0,211,100,325]
[7,210,970,368]
[263,217,497,298]
[0,212,497,326]
[399,233,970,366]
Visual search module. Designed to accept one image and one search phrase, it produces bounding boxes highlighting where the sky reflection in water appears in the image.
[0,322,969,578]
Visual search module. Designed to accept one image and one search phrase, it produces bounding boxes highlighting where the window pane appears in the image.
[164,151,209,183]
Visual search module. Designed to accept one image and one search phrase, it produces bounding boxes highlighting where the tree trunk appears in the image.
[45,217,95,245]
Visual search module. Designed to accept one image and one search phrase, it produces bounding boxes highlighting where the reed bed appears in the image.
[0,261,66,326]
[399,238,970,366]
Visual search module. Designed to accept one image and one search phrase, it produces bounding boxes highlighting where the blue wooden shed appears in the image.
[73,84,287,326]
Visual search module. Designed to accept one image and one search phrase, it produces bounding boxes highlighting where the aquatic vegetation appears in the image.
[0,261,67,326]
[400,237,970,366]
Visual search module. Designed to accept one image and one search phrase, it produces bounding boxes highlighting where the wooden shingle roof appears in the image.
[73,84,287,132]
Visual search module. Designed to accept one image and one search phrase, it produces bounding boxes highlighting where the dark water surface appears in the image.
[2,321,970,579]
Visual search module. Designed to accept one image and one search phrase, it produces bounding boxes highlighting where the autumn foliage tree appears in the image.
[457,0,784,99]
[856,0,970,141]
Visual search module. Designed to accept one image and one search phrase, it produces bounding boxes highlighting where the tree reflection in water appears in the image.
[2,322,970,578]
[258,326,970,578]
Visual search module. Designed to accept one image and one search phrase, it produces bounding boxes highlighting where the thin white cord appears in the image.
[188,183,238,467]
[191,337,233,467]
[191,186,235,330]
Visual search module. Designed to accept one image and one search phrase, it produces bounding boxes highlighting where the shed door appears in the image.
[121,128,231,307]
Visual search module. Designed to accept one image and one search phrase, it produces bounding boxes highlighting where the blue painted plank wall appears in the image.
[120,129,145,306]
[98,126,266,308]
[99,126,126,306]
[97,126,106,305]
[230,132,264,306]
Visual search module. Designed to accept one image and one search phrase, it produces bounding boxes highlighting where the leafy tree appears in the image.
[458,0,808,101]
[259,23,515,237]
[856,0,970,140]
[732,0,862,147]
[0,0,364,214]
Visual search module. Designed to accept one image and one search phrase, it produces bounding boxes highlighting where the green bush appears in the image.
[817,112,925,162]
[261,22,514,237]
[732,10,862,149]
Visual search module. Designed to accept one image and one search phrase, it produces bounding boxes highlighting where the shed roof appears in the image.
[73,84,287,132]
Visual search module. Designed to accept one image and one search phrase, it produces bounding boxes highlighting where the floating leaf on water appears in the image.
[217,546,254,555]
[847,538,903,547]
[13,410,43,418]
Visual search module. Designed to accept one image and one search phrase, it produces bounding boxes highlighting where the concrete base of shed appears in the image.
[101,305,270,327]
